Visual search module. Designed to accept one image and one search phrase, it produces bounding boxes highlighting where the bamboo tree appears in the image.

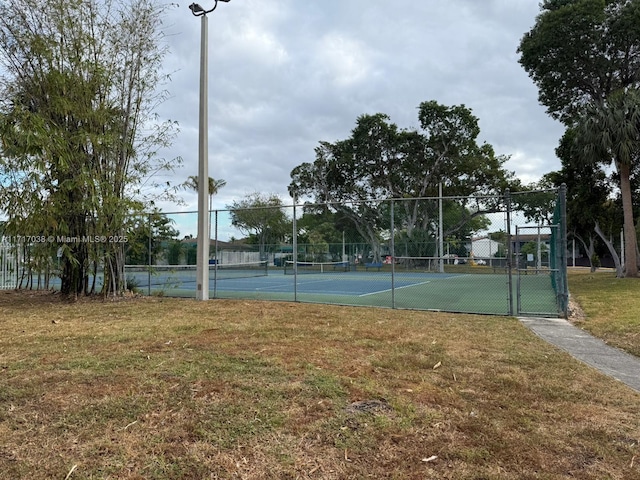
[0,0,180,296]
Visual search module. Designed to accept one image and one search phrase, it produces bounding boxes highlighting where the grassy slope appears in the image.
[0,287,639,479]
[568,268,640,357]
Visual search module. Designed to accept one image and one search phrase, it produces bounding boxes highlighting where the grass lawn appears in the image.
[0,279,639,479]
[568,268,640,357]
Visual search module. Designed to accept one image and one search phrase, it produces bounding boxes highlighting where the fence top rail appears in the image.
[153,188,561,216]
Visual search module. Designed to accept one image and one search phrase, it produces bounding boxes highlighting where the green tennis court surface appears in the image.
[128,266,561,317]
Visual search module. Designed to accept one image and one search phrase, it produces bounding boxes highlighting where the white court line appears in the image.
[252,277,335,292]
[359,281,431,297]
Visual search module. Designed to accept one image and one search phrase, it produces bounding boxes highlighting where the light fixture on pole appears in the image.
[189,0,230,301]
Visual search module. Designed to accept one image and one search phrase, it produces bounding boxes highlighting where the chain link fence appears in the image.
[128,187,567,317]
[0,239,18,289]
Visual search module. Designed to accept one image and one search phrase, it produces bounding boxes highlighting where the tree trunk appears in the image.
[594,222,623,277]
[60,183,89,297]
[574,232,597,272]
[618,162,638,277]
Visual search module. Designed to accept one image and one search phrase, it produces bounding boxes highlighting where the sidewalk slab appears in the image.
[519,317,640,393]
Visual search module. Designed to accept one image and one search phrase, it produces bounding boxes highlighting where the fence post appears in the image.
[292,195,298,302]
[214,210,219,299]
[438,183,444,273]
[559,183,569,317]
[391,199,395,309]
[505,189,514,316]
[147,213,152,297]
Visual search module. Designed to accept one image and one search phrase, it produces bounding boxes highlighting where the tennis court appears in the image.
[127,262,561,316]
[122,187,567,317]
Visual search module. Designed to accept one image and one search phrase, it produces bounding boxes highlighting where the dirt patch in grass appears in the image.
[568,297,587,322]
[1,290,640,479]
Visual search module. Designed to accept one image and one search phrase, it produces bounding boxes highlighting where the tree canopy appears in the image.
[0,0,180,296]
[289,101,518,262]
[227,193,290,259]
[544,128,619,272]
[519,0,640,276]
[518,0,640,124]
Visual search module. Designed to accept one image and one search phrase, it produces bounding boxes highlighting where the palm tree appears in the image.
[579,89,640,277]
[182,176,227,240]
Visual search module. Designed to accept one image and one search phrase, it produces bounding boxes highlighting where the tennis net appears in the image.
[283,260,351,275]
[125,261,269,287]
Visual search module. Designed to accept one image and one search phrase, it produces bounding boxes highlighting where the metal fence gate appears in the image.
[510,186,568,317]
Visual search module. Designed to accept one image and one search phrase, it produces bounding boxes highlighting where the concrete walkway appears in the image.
[519,317,640,393]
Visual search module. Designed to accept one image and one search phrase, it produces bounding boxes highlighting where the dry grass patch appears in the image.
[1,290,639,479]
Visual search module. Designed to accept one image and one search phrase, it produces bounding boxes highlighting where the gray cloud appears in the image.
[155,0,565,218]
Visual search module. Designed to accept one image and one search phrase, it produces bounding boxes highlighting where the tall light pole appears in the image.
[189,0,230,300]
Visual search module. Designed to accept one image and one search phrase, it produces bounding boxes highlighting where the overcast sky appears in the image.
[154,0,566,235]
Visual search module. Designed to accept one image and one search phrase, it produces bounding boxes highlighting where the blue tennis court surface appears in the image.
[132,267,560,316]
[211,271,444,296]
[125,259,563,316]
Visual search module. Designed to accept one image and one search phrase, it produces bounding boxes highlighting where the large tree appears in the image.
[0,0,179,296]
[578,89,640,276]
[545,129,618,273]
[518,0,640,123]
[289,101,518,262]
[518,0,640,276]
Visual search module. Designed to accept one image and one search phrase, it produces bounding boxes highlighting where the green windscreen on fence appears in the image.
[549,186,568,314]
